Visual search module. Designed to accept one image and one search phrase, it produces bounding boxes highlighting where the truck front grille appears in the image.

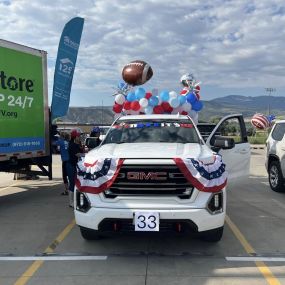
[105,164,193,199]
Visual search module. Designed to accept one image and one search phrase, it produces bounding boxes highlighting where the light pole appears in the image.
[265,87,276,115]
[101,100,104,125]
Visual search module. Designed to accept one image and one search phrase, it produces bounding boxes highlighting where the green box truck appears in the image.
[0,39,52,179]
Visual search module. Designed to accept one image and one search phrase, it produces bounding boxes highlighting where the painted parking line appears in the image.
[0,256,107,261]
[227,257,285,262]
[226,215,281,285]
[13,219,76,285]
[0,182,19,192]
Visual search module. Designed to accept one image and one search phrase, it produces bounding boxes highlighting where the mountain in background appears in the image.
[60,95,285,124]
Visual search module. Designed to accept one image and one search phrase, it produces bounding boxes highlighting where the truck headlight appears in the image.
[207,192,223,214]
[76,190,91,213]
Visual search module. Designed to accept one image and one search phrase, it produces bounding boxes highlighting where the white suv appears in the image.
[266,120,285,192]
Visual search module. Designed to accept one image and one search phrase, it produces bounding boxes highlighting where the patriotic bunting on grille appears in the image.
[174,155,227,192]
[75,157,124,194]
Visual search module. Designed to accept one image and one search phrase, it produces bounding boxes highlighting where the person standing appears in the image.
[66,129,84,207]
[87,126,102,150]
[56,132,70,195]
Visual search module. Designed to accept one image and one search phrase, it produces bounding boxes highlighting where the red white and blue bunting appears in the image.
[75,158,124,194]
[174,155,227,192]
[75,155,227,194]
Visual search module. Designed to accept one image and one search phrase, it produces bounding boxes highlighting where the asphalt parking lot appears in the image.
[0,149,285,285]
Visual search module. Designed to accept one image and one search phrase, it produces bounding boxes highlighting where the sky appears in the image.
[1,0,285,107]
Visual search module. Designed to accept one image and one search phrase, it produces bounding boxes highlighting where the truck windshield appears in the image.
[102,120,200,144]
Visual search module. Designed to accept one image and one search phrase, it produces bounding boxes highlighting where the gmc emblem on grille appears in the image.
[127,172,167,180]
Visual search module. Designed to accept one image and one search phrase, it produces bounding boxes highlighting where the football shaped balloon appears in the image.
[122,60,153,86]
[251,113,270,130]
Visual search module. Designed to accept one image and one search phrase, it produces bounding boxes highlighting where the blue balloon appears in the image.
[159,90,169,102]
[144,106,153,114]
[192,100,203,111]
[118,81,126,90]
[126,92,136,102]
[149,96,159,106]
[178,95,186,105]
[267,114,276,123]
[135,87,146,100]
[186,93,197,104]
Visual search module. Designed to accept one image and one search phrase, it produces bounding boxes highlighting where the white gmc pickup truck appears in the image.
[74,114,250,242]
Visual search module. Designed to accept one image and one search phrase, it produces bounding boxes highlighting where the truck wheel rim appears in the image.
[270,165,279,188]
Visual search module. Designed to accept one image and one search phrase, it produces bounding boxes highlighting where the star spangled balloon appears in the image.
[251,113,275,130]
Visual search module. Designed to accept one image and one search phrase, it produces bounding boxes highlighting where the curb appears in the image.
[250,145,265,150]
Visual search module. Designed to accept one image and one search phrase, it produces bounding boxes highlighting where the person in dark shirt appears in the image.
[66,129,84,207]
[56,132,70,195]
[87,126,102,150]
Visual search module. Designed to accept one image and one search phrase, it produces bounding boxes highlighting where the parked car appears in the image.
[75,114,250,242]
[266,120,285,192]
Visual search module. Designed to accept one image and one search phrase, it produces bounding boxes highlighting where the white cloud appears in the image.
[1,0,285,105]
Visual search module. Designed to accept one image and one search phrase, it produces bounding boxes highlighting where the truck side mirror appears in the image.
[212,136,235,152]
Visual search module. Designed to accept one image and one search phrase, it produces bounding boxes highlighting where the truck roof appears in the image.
[117,114,191,121]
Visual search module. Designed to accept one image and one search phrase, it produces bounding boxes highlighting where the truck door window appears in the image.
[210,117,245,145]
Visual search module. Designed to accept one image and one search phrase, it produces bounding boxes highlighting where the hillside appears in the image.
[60,95,285,124]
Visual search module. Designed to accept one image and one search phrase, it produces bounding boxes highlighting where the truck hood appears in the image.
[86,143,214,162]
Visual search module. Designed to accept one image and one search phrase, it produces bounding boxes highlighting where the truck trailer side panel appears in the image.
[0,39,51,178]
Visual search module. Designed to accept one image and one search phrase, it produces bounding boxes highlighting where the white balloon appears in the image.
[139,98,149,108]
[169,91,178,98]
[182,102,192,112]
[115,94,126,105]
[169,97,179,108]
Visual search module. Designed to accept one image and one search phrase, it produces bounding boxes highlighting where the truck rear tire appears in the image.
[200,226,224,242]
[79,227,101,240]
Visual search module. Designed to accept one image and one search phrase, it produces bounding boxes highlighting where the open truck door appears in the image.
[205,114,250,181]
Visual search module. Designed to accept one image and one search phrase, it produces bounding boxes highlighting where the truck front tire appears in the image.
[79,227,101,240]
[200,226,224,242]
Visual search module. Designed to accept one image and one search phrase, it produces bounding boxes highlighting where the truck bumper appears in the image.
[75,207,225,233]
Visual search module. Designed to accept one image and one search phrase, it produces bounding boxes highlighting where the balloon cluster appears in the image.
[251,113,275,130]
[112,82,203,123]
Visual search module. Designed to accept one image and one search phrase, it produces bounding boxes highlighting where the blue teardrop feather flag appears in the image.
[51,17,84,121]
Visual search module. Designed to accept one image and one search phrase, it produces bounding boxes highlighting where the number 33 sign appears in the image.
[134,212,159,231]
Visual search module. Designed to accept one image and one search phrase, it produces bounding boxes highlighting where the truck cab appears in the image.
[74,114,250,242]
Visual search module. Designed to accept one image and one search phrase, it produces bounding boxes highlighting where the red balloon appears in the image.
[113,103,123,113]
[153,105,164,114]
[161,102,173,113]
[145,92,152,99]
[131,101,141,111]
[124,101,132,110]
[181,111,188,115]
